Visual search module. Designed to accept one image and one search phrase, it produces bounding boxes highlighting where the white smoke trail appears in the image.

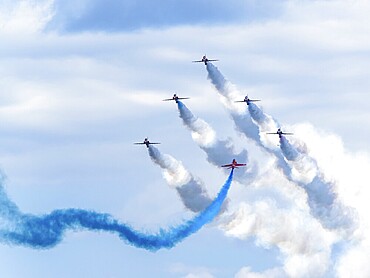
[147,145,212,212]
[206,62,355,232]
[206,63,278,149]
[205,63,293,179]
[205,63,262,143]
[204,62,361,277]
[280,131,357,234]
[177,101,256,183]
[218,158,340,277]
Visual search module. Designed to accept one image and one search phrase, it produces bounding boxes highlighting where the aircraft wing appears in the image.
[249,99,261,102]
[235,100,246,103]
[221,164,232,168]
[134,142,160,145]
[282,133,294,135]
[235,163,246,167]
[266,132,278,135]
[207,59,219,62]
[192,60,203,63]
[177,97,190,100]
[162,98,174,101]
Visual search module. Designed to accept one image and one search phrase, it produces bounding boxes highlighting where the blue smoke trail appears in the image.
[0,170,234,250]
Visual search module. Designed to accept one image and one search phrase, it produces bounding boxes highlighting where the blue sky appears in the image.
[48,0,284,32]
[1,0,370,277]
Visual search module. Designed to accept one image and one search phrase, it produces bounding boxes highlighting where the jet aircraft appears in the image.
[192,55,218,65]
[266,128,294,138]
[235,95,261,105]
[221,159,247,169]
[134,138,160,148]
[163,93,190,103]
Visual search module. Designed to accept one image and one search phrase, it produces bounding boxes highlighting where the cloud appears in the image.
[221,196,335,277]
[235,267,284,278]
[47,0,285,32]
[0,0,53,34]
[169,262,215,278]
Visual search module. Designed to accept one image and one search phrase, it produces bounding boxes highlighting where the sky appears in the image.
[1,0,370,277]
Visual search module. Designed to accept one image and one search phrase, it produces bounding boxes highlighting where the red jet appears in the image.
[221,159,246,169]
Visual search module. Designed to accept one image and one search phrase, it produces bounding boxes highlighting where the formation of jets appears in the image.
[192,55,218,65]
[266,128,294,139]
[235,95,260,105]
[135,54,294,169]
[163,93,190,103]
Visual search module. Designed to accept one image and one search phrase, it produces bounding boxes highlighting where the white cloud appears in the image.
[184,273,215,278]
[235,267,285,278]
[336,239,370,278]
[0,0,54,34]
[169,263,215,278]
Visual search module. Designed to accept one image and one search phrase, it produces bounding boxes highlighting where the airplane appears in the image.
[163,93,190,103]
[266,128,294,139]
[192,55,219,65]
[235,95,261,105]
[134,138,160,148]
[221,159,247,169]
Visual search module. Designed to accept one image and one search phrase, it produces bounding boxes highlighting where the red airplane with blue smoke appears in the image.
[221,159,246,169]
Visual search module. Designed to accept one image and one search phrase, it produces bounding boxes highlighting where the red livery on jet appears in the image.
[221,159,246,169]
